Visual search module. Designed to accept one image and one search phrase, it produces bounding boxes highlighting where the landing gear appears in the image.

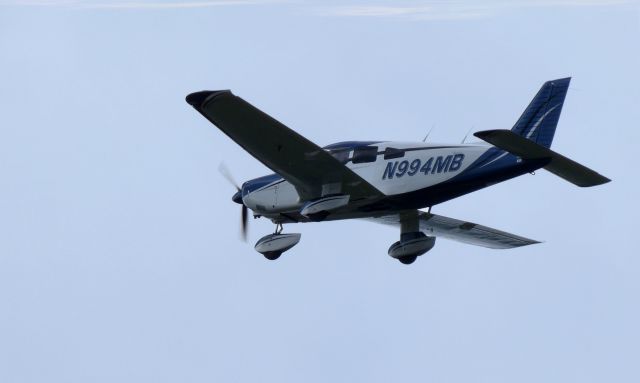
[254,223,301,260]
[388,234,434,265]
[263,251,282,261]
[397,255,417,265]
[387,211,436,265]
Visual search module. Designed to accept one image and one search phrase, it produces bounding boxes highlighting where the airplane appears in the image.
[186,77,610,264]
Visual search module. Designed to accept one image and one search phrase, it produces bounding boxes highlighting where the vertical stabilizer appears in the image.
[511,77,571,148]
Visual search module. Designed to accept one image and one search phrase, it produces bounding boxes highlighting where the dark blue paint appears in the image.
[323,141,382,150]
[241,173,283,196]
[511,77,570,149]
[365,157,550,212]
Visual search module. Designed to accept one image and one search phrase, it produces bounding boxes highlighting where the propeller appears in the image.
[218,163,248,241]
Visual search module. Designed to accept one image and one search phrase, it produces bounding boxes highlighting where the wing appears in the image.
[368,210,539,249]
[186,90,383,201]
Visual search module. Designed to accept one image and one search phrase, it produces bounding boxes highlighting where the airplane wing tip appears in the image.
[185,90,231,110]
[581,176,611,187]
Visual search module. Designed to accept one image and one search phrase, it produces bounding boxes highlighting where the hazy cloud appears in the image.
[0,0,275,9]
[322,0,636,20]
[2,0,634,14]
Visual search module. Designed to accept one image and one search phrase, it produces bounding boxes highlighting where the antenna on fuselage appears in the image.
[423,124,435,142]
[461,126,474,144]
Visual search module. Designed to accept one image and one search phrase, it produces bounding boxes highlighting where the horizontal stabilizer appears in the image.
[474,129,610,187]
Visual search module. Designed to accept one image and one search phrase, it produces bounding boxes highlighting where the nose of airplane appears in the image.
[232,190,243,204]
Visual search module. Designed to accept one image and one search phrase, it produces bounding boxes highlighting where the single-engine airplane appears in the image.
[186,77,610,264]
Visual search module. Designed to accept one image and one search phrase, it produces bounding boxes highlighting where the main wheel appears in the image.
[263,251,282,261]
[398,255,417,265]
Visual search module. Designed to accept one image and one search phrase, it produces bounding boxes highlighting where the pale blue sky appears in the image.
[1,1,639,382]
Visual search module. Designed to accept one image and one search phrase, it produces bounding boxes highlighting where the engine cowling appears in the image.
[388,232,436,261]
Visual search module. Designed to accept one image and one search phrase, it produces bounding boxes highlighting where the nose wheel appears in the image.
[263,251,282,260]
[261,223,285,260]
[397,255,417,265]
[254,223,301,261]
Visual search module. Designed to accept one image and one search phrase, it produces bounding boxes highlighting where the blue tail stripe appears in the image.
[511,77,571,148]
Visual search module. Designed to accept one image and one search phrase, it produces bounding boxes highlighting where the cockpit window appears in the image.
[383,147,405,159]
[352,146,378,164]
[329,149,351,164]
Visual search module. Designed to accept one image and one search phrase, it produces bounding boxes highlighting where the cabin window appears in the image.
[383,147,405,159]
[329,149,351,164]
[352,146,378,164]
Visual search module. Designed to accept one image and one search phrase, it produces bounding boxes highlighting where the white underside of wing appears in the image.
[369,210,539,249]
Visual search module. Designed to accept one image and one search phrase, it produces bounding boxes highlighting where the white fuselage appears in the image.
[242,141,490,217]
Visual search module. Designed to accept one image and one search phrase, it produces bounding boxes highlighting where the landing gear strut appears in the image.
[259,223,286,260]
[254,223,301,261]
[387,210,436,265]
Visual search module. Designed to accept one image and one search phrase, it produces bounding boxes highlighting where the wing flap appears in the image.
[186,91,383,200]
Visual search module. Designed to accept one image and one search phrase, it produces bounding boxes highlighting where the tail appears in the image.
[474,77,611,187]
[510,77,571,149]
